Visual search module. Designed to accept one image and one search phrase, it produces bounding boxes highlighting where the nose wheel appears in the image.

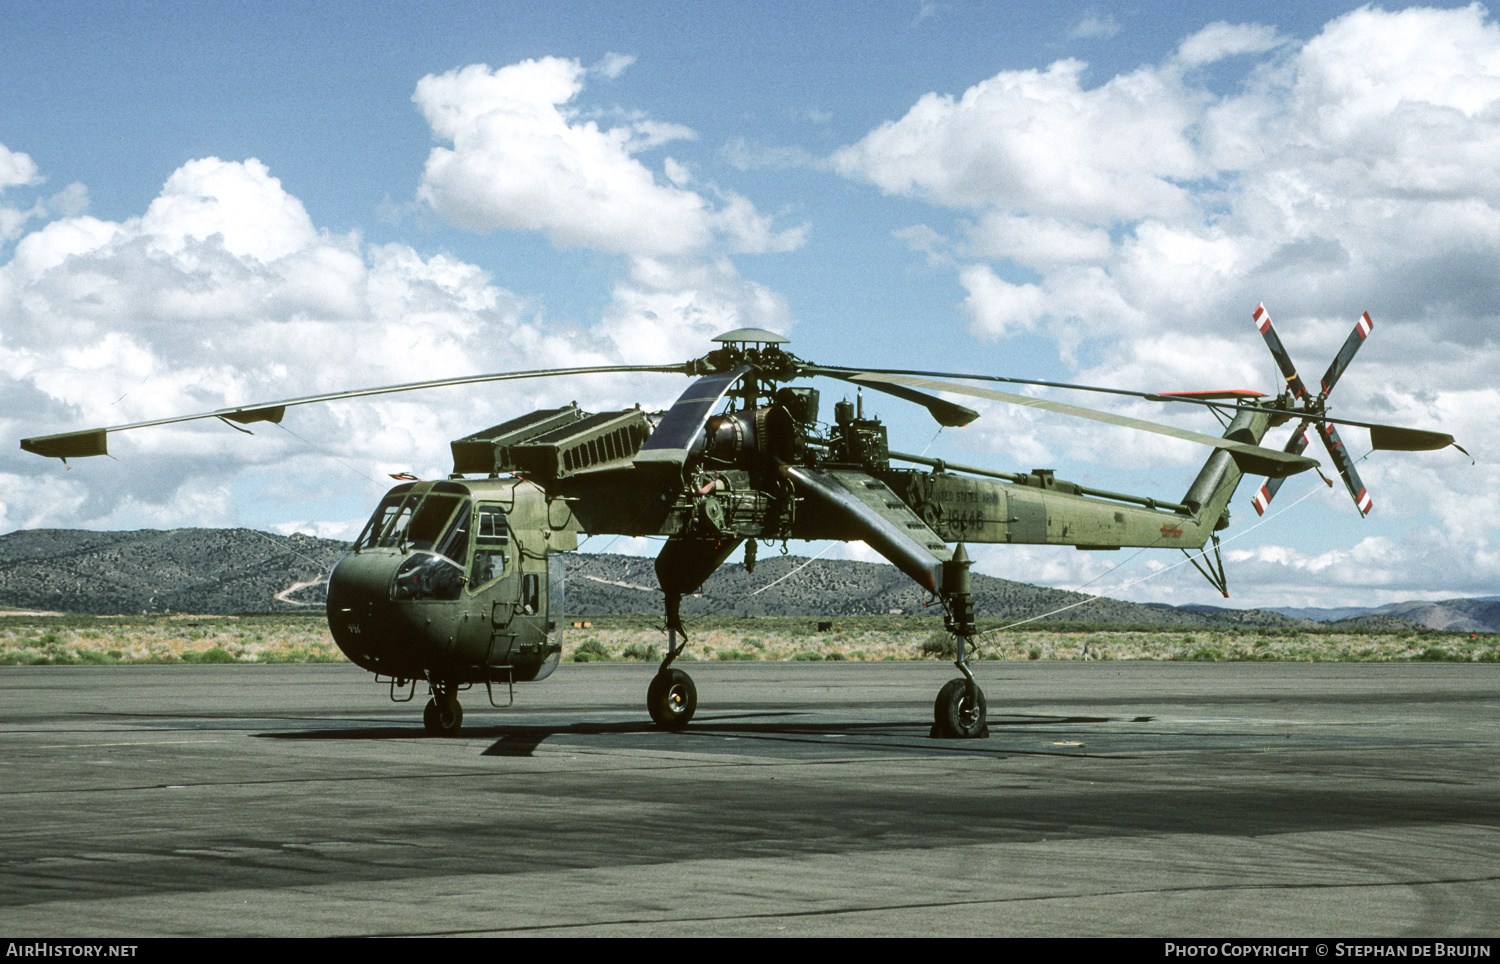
[423,691,464,736]
[647,668,697,729]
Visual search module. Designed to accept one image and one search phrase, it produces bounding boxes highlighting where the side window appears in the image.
[468,504,510,591]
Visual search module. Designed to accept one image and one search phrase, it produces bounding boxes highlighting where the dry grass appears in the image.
[0,613,1494,665]
[0,614,340,665]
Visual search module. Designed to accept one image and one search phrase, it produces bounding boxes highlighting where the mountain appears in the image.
[562,552,1314,627]
[0,528,1485,630]
[0,528,346,615]
[1269,598,1500,633]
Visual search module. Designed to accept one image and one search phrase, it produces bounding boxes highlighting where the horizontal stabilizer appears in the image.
[1369,425,1458,452]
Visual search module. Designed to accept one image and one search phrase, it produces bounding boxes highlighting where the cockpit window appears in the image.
[355,489,412,550]
[355,488,466,553]
[387,497,473,602]
[404,494,464,552]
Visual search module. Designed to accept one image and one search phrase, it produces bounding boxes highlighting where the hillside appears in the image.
[0,528,345,615]
[562,552,1316,628]
[0,528,1487,631]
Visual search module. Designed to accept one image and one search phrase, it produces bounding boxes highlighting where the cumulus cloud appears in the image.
[0,144,39,190]
[0,143,43,243]
[2,105,806,538]
[1070,12,1120,40]
[833,7,1500,606]
[836,6,1500,399]
[1,154,702,536]
[831,57,1205,221]
[1176,21,1281,65]
[413,58,804,257]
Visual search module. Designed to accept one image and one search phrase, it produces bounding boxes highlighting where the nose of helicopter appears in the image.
[326,550,426,677]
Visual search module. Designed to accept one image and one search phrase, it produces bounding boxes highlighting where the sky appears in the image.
[1,0,1495,611]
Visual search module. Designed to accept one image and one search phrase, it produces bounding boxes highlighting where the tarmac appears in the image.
[1,659,1497,937]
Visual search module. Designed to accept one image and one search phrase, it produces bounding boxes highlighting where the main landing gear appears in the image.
[423,683,463,736]
[934,677,987,739]
[932,544,988,739]
[648,598,697,729]
[648,667,697,728]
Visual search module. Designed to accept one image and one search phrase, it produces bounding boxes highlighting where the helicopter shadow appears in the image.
[258,710,1128,759]
[481,712,1124,758]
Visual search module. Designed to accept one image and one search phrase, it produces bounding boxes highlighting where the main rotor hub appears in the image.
[691,328,802,405]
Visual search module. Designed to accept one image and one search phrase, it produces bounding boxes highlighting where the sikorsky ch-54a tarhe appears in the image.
[22,306,1464,737]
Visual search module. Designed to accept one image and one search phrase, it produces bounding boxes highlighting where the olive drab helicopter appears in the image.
[20,307,1466,738]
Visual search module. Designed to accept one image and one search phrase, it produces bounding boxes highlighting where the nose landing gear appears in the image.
[423,684,464,736]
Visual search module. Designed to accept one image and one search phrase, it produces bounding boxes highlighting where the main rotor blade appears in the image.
[20,363,690,460]
[803,366,978,427]
[850,373,1320,478]
[781,465,949,592]
[821,364,1463,459]
[633,366,750,475]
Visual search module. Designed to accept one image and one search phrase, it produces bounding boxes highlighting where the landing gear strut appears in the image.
[423,684,463,736]
[933,545,988,739]
[648,595,698,729]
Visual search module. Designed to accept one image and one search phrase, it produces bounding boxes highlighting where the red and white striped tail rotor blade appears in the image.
[1318,421,1374,517]
[1252,303,1312,401]
[1250,421,1310,515]
[1319,311,1375,396]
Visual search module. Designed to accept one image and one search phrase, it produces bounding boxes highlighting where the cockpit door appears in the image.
[467,503,517,666]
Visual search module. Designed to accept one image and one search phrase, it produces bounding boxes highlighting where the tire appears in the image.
[647,668,697,729]
[423,695,463,736]
[933,678,987,738]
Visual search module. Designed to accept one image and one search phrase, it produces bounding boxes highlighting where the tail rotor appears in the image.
[1251,304,1375,517]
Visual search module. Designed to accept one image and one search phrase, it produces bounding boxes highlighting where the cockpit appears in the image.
[353,481,511,602]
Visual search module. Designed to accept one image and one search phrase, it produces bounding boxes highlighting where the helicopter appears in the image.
[20,306,1464,738]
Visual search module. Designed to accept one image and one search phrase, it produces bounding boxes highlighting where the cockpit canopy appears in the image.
[355,481,490,603]
[355,481,470,555]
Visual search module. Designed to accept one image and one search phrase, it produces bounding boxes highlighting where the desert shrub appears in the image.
[922,632,956,659]
[791,651,823,661]
[621,642,660,661]
[573,639,611,662]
